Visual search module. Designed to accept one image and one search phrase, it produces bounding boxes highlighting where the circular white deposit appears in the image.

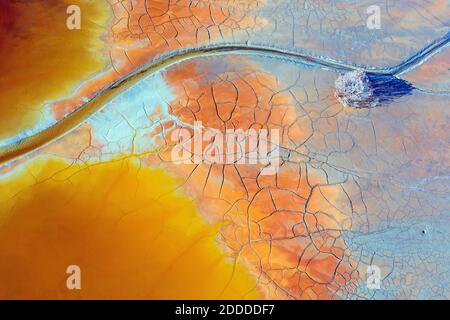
[334,70,377,108]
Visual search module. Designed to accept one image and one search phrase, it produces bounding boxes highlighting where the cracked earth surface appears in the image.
[0,0,449,299]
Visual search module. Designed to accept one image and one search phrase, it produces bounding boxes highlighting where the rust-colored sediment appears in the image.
[0,0,109,139]
[0,157,260,299]
[144,58,359,299]
[0,0,361,299]
[51,0,266,119]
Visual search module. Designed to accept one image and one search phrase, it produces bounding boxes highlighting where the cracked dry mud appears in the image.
[0,0,449,299]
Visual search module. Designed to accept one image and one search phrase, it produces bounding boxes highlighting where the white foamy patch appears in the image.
[335,70,377,108]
